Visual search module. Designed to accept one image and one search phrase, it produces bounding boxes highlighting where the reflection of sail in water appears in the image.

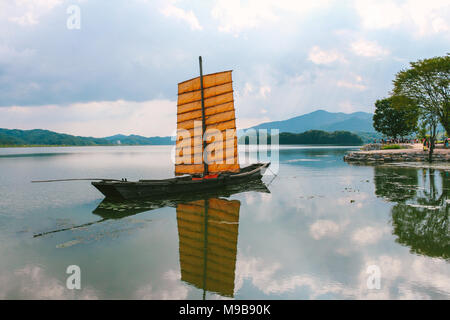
[177,198,240,298]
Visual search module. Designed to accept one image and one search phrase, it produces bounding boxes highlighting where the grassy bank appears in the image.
[381,144,404,150]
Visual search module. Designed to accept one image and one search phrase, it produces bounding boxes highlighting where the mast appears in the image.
[199,56,208,176]
[202,198,209,300]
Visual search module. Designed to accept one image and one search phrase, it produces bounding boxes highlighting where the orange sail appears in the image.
[176,198,240,297]
[175,70,240,176]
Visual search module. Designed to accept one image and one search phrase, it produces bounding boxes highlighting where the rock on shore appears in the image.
[344,151,450,163]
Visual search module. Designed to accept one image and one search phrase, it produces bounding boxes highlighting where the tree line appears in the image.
[239,130,363,145]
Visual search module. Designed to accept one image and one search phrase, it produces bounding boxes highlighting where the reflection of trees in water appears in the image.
[374,167,450,260]
[392,203,449,259]
[374,166,419,202]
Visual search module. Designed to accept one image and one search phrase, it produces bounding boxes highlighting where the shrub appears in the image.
[381,144,403,150]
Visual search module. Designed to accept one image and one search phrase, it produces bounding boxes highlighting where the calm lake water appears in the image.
[0,145,448,299]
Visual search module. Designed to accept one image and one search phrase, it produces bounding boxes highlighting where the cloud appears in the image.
[309,219,344,240]
[354,0,450,37]
[0,99,177,137]
[0,265,98,299]
[308,46,346,65]
[211,0,333,34]
[161,3,202,30]
[338,101,360,113]
[5,0,63,26]
[258,86,271,99]
[350,39,390,58]
[234,251,450,299]
[337,74,367,91]
[135,270,189,299]
[351,226,390,245]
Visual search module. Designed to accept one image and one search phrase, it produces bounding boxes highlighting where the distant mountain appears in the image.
[0,129,173,146]
[0,129,114,146]
[250,110,375,133]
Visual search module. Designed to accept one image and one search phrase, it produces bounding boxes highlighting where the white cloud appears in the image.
[0,265,98,299]
[354,0,403,30]
[309,220,344,240]
[0,99,177,137]
[211,0,278,33]
[161,3,202,30]
[259,86,271,99]
[135,270,189,299]
[338,101,360,113]
[212,0,333,34]
[337,81,366,90]
[336,74,367,90]
[351,226,390,245]
[308,46,346,65]
[237,116,271,130]
[350,39,390,58]
[354,0,450,37]
[0,45,35,62]
[6,0,62,26]
[234,252,450,299]
[243,82,254,95]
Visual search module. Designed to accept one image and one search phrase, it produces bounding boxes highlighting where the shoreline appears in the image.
[0,143,363,149]
[344,144,450,163]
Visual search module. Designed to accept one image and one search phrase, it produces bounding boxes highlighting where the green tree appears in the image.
[416,121,428,140]
[373,97,418,139]
[392,54,449,146]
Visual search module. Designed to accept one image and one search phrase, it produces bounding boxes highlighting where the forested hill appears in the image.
[0,129,173,146]
[0,129,113,146]
[239,130,364,145]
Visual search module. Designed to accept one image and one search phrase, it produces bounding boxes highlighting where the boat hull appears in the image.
[92,163,270,199]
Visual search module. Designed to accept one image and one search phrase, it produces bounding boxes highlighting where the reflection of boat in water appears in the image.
[177,198,240,299]
[34,180,269,238]
[93,180,269,219]
[95,182,268,299]
[34,179,267,300]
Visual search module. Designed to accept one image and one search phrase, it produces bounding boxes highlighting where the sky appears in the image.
[0,0,449,137]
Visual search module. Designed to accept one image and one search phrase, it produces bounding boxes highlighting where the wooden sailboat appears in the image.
[91,57,270,199]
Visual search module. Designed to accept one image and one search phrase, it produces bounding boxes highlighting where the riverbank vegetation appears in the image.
[381,144,403,150]
[0,129,173,147]
[0,129,114,147]
[373,54,449,161]
[239,130,363,145]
